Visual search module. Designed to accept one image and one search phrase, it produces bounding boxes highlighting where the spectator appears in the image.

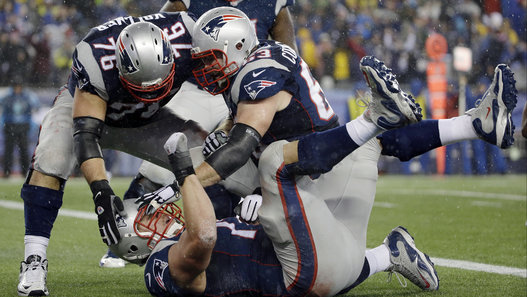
[0,76,40,178]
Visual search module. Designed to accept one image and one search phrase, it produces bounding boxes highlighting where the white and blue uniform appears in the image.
[222,40,382,295]
[31,12,206,181]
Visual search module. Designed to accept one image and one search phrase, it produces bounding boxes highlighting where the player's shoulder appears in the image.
[229,41,297,100]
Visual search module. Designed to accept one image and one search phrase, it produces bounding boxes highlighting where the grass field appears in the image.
[1,175,526,296]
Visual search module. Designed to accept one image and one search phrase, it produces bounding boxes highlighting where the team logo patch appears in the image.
[96,206,104,215]
[118,38,138,74]
[153,259,169,290]
[244,80,277,100]
[201,14,244,41]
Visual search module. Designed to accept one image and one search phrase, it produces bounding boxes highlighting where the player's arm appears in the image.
[73,88,126,246]
[72,88,108,184]
[165,133,216,294]
[160,0,187,12]
[195,90,292,187]
[270,7,298,52]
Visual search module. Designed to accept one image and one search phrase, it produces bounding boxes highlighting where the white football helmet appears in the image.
[116,22,175,102]
[109,199,185,265]
[191,6,258,95]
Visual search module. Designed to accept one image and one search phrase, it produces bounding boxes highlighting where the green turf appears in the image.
[1,175,526,296]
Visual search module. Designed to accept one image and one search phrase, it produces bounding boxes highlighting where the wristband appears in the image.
[89,180,114,197]
[168,152,195,185]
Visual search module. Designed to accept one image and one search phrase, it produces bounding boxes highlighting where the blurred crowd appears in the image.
[294,0,526,88]
[0,0,526,91]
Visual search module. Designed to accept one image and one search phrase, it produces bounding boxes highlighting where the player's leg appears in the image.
[18,86,76,296]
[275,54,438,292]
[258,140,365,297]
[379,64,518,161]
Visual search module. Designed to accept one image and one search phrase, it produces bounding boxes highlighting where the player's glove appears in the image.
[202,130,229,157]
[234,194,262,224]
[90,180,127,246]
[165,132,195,185]
[135,183,181,215]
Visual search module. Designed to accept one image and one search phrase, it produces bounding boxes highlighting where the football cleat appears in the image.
[466,64,518,148]
[17,255,49,296]
[99,249,126,268]
[384,226,439,291]
[360,56,422,130]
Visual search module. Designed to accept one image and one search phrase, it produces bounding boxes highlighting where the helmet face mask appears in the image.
[134,202,185,250]
[119,63,175,103]
[116,22,176,103]
[109,200,185,265]
[192,49,237,95]
[191,7,258,95]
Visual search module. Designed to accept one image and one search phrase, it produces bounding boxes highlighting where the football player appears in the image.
[17,12,210,296]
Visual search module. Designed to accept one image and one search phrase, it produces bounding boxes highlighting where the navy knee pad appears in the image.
[21,184,64,238]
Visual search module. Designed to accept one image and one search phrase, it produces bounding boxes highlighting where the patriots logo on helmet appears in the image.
[118,38,138,74]
[115,214,127,228]
[244,80,277,100]
[153,259,169,290]
[160,33,173,65]
[201,14,244,41]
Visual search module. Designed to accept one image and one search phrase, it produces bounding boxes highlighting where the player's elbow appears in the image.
[186,220,217,251]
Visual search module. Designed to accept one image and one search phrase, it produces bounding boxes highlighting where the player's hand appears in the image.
[202,130,228,157]
[165,132,195,185]
[135,183,181,215]
[90,180,127,246]
[234,194,262,224]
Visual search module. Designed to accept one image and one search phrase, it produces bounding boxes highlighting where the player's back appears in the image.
[145,217,286,296]
[226,40,340,144]
[68,12,196,127]
[182,0,294,40]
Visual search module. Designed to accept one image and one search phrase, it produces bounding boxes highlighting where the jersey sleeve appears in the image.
[70,42,110,101]
[231,57,291,103]
[145,238,200,297]
[275,0,295,15]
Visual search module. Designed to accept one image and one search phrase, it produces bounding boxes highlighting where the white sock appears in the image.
[365,244,391,277]
[24,235,49,260]
[438,115,477,145]
[346,114,383,146]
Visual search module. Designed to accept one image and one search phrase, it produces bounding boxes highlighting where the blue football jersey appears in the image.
[180,0,294,39]
[145,217,286,296]
[226,40,340,144]
[67,12,196,127]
